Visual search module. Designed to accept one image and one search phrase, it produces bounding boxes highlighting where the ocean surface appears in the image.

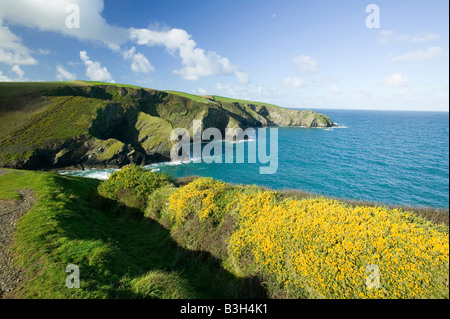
[60,110,449,208]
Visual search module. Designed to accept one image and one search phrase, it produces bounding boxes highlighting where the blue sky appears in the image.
[0,0,448,111]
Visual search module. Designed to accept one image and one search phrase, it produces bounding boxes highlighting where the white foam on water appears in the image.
[333,123,348,129]
[224,138,256,144]
[86,171,114,180]
[146,159,192,169]
[58,168,118,180]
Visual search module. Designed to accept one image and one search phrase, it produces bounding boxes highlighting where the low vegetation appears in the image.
[1,165,448,299]
[164,176,449,299]
[0,81,334,170]
[0,168,265,298]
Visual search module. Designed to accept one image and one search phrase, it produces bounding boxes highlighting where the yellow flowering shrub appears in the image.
[168,177,227,224]
[167,178,449,298]
[228,192,449,299]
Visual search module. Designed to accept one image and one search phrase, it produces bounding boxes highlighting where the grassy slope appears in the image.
[0,82,83,135]
[212,95,283,109]
[164,90,213,104]
[136,112,174,151]
[0,82,162,166]
[0,96,111,163]
[1,168,448,299]
[0,169,263,299]
[0,82,103,162]
[81,81,142,88]
[0,81,334,168]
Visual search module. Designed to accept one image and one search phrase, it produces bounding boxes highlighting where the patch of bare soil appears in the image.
[0,188,35,298]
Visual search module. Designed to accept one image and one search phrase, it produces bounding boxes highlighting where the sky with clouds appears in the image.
[0,0,448,111]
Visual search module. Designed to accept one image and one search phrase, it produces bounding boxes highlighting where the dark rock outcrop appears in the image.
[0,82,335,170]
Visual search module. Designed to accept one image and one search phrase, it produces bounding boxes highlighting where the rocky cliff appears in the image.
[0,81,334,170]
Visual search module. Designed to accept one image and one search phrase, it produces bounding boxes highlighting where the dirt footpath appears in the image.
[0,185,35,299]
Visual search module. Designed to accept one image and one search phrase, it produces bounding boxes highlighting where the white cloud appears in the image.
[0,23,38,66]
[381,73,409,87]
[11,64,24,78]
[358,88,374,97]
[378,30,409,45]
[331,84,341,95]
[236,71,249,84]
[37,48,52,55]
[212,82,279,103]
[390,47,446,63]
[56,64,76,81]
[0,0,129,48]
[0,65,28,81]
[411,33,440,43]
[379,30,441,45]
[79,50,114,82]
[1,1,246,83]
[293,55,319,73]
[0,70,12,81]
[196,88,207,95]
[130,27,247,82]
[213,82,252,99]
[282,77,307,89]
[213,82,238,96]
[123,47,154,74]
[67,61,81,66]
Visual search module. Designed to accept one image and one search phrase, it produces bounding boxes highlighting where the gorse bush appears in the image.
[168,177,228,224]
[96,167,449,299]
[98,164,172,208]
[168,179,450,299]
[228,192,449,299]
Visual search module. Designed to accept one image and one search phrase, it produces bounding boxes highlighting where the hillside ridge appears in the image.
[0,81,334,170]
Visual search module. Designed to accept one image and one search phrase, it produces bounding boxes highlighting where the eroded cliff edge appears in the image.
[0,82,334,170]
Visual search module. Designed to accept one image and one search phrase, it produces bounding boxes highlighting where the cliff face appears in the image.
[0,82,334,170]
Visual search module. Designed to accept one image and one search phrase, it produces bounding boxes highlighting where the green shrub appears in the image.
[145,185,177,219]
[98,164,172,209]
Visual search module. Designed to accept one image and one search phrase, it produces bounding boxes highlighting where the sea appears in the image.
[59,110,449,208]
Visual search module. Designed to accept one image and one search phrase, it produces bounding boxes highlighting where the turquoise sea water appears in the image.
[60,110,449,208]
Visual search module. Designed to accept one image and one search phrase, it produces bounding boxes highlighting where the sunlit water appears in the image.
[59,110,449,208]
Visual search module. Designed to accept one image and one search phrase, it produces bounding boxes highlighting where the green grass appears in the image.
[0,169,266,299]
[95,139,126,161]
[0,81,334,168]
[80,81,143,89]
[212,95,282,109]
[0,81,85,89]
[1,96,110,148]
[0,81,85,137]
[135,112,174,151]
[1,167,448,299]
[165,90,213,104]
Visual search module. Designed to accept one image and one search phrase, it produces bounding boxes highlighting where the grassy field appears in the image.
[0,168,265,298]
[211,95,283,109]
[1,166,448,299]
[164,90,213,104]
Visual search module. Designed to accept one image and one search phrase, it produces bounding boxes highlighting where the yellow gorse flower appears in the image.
[168,180,449,299]
[168,177,227,224]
